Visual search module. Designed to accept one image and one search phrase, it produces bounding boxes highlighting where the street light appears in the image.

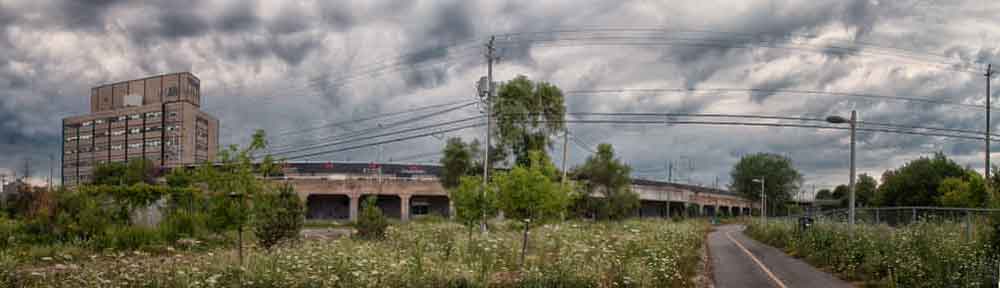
[752,178,764,223]
[827,110,857,227]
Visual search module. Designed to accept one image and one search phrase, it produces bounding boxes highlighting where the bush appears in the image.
[355,197,388,240]
[91,225,163,250]
[160,210,209,241]
[746,220,995,287]
[252,185,304,250]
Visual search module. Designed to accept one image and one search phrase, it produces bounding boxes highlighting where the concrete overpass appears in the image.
[281,162,757,221]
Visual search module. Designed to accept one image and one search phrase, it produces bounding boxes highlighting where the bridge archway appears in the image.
[306,194,350,220]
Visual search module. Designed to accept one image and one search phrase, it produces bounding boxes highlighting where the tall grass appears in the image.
[746,219,997,287]
[11,220,709,288]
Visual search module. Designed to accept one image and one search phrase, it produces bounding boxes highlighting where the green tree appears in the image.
[938,177,975,207]
[355,197,388,240]
[447,176,497,233]
[494,151,571,267]
[875,152,966,206]
[494,75,567,166]
[573,143,638,220]
[832,185,849,208]
[729,153,802,216]
[439,138,481,189]
[92,159,158,186]
[815,189,833,200]
[856,174,877,207]
[253,183,304,250]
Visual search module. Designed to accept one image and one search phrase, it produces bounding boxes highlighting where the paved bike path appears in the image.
[709,224,853,288]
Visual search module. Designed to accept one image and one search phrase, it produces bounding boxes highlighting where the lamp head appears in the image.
[826,115,848,124]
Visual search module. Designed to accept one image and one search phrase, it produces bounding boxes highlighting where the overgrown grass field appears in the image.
[746,219,998,287]
[4,219,708,288]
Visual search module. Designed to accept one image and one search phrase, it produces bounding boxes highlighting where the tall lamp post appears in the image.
[752,178,765,222]
[826,110,857,227]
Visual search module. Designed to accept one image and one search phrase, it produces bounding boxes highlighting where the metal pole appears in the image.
[481,36,495,233]
[760,178,765,223]
[849,110,857,227]
[561,129,568,189]
[987,64,993,202]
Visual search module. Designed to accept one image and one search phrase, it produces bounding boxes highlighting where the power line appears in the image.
[565,88,988,109]
[494,27,969,66]
[272,116,484,159]
[493,31,982,74]
[284,123,486,160]
[281,119,990,161]
[268,102,477,152]
[271,100,475,138]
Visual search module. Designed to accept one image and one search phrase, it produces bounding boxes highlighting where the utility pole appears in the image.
[561,129,569,189]
[481,36,497,233]
[21,158,30,181]
[849,110,857,227]
[48,154,53,190]
[667,161,673,182]
[987,64,993,201]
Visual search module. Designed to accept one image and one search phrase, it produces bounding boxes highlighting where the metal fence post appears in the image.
[911,208,917,224]
[875,209,880,225]
[965,211,972,242]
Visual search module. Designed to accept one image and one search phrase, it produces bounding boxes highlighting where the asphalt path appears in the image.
[709,224,853,288]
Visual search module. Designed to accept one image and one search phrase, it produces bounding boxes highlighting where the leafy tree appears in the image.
[875,152,966,206]
[440,138,481,189]
[729,153,802,216]
[938,177,975,207]
[447,176,497,233]
[253,183,304,250]
[573,143,638,220]
[832,185,849,208]
[935,171,987,208]
[494,75,567,166]
[815,189,833,200]
[92,159,158,186]
[355,197,388,240]
[856,174,877,207]
[494,151,571,267]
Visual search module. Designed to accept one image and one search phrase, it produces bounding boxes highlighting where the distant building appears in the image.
[62,72,219,186]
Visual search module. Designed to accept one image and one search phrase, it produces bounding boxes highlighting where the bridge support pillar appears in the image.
[400,194,411,222]
[349,194,360,222]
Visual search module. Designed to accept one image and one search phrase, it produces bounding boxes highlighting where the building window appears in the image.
[79,134,92,140]
[129,128,141,134]
[128,143,143,149]
[166,87,178,97]
[82,121,93,127]
[111,145,123,151]
[116,116,128,122]
[144,126,161,132]
[129,114,141,120]
[145,112,162,119]
[145,140,161,147]
[111,130,125,136]
[95,119,105,125]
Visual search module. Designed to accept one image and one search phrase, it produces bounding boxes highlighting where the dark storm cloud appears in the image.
[216,1,258,32]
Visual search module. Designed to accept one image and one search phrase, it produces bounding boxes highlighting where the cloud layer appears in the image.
[1,0,999,196]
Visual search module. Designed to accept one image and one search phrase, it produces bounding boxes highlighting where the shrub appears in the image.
[91,225,163,250]
[252,185,304,250]
[160,210,209,241]
[355,197,388,240]
[747,220,995,287]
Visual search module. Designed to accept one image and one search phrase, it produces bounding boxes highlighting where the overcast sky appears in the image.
[1,0,999,197]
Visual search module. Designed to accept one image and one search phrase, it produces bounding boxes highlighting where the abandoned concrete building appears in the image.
[280,162,757,222]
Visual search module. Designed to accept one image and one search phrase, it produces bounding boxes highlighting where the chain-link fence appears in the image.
[808,207,1000,285]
